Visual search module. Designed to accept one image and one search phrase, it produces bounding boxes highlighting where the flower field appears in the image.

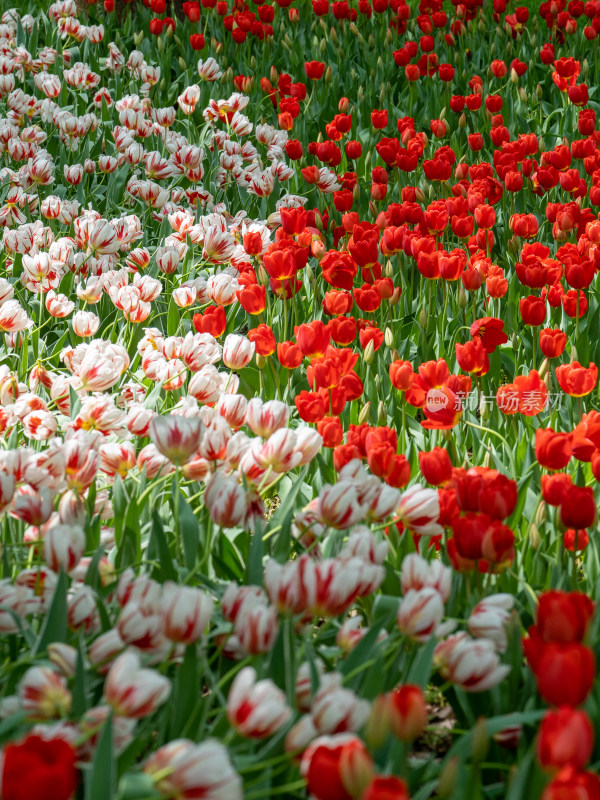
[1,0,600,796]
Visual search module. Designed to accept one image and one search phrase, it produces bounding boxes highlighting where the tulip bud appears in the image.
[419,309,428,329]
[459,113,467,129]
[305,263,315,284]
[390,286,402,305]
[256,354,266,370]
[472,717,490,763]
[483,451,492,468]
[358,402,371,425]
[478,17,485,30]
[437,757,459,798]
[257,265,269,285]
[571,345,578,364]
[479,393,490,422]
[159,77,165,90]
[490,42,496,56]
[325,66,333,82]
[538,357,550,380]
[582,58,589,78]
[314,213,324,232]
[519,87,527,103]
[166,23,174,37]
[365,694,391,749]
[339,741,374,798]
[386,29,392,43]
[529,523,541,549]
[364,340,375,364]
[358,85,365,103]
[250,55,257,69]
[458,285,467,309]
[512,333,519,352]
[364,149,371,171]
[177,57,186,72]
[320,38,326,53]
[330,26,338,43]
[537,84,543,99]
[133,31,144,46]
[384,327,394,347]
[368,34,375,48]
[369,201,378,218]
[270,65,278,83]
[379,83,385,105]
[536,501,546,526]
[174,35,182,47]
[377,401,386,425]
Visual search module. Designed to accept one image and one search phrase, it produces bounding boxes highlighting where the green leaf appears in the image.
[147,511,177,582]
[33,571,67,656]
[86,714,115,800]
[179,494,199,573]
[169,644,199,738]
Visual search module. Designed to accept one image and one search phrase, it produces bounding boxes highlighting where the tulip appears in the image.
[537,707,594,773]
[19,666,72,719]
[311,678,371,734]
[161,583,214,644]
[397,587,445,643]
[435,635,511,692]
[149,415,203,465]
[144,739,242,799]
[104,650,171,719]
[227,667,291,738]
[468,594,514,652]
[43,524,86,573]
[388,685,427,741]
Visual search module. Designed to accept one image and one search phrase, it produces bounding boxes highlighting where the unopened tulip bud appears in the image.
[379,83,385,104]
[478,17,485,30]
[330,26,338,43]
[358,402,371,425]
[305,263,315,284]
[159,77,165,90]
[325,66,333,82]
[458,285,467,309]
[384,327,394,347]
[48,643,78,678]
[538,357,550,380]
[369,201,378,218]
[320,38,326,53]
[257,265,269,285]
[536,501,546,526]
[377,401,386,425]
[314,213,324,232]
[472,717,490,763]
[570,345,578,363]
[419,309,428,329]
[353,184,360,201]
[358,85,364,103]
[483,451,492,468]
[583,58,589,77]
[364,340,375,364]
[437,757,459,797]
[512,333,519,352]
[134,32,144,46]
[256,354,266,370]
[386,29,392,43]
[365,694,391,748]
[459,113,467,129]
[537,84,543,99]
[157,36,163,51]
[529,523,541,549]
[519,87,527,102]
[479,394,490,422]
[390,286,402,305]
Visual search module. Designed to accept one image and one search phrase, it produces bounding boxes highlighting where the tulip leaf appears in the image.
[86,715,115,800]
[147,511,178,582]
[178,493,199,573]
[406,636,437,689]
[32,570,67,655]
